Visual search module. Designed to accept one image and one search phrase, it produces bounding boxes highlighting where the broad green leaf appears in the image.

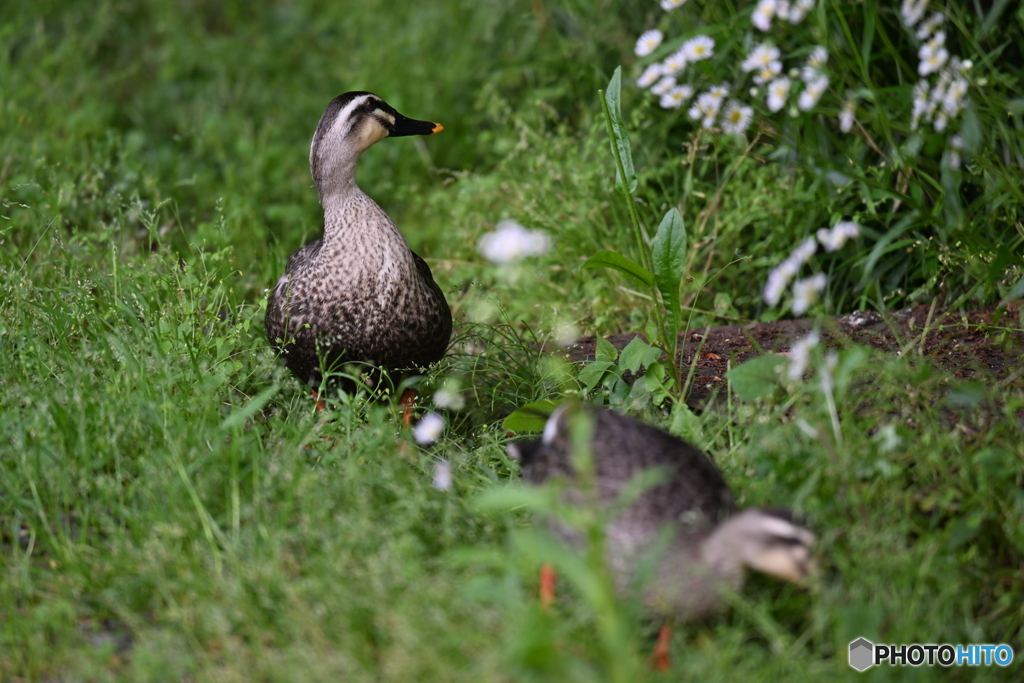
[581,250,655,288]
[578,360,616,394]
[725,355,786,401]
[651,208,686,332]
[603,67,637,194]
[595,335,618,362]
[502,400,557,432]
[619,336,649,374]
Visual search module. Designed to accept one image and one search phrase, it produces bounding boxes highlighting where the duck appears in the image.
[265,92,453,391]
[507,402,815,625]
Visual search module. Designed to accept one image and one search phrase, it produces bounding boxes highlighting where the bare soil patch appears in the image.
[565,304,1024,409]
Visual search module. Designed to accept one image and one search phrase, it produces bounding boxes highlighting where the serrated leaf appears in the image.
[581,250,655,288]
[651,208,686,332]
[603,67,637,194]
[725,355,786,401]
[502,400,558,432]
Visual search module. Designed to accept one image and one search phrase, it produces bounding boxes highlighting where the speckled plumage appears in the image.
[265,92,452,387]
[509,404,815,619]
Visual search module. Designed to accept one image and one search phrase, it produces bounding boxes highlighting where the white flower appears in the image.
[651,76,677,96]
[943,76,968,117]
[791,273,827,315]
[689,85,728,127]
[720,100,754,135]
[637,64,663,88]
[753,60,783,85]
[915,11,945,40]
[807,45,828,70]
[900,0,929,27]
[787,330,819,380]
[433,380,465,410]
[947,134,964,170]
[798,76,829,111]
[816,221,860,252]
[919,47,949,76]
[839,98,856,133]
[682,35,715,62]
[413,412,445,445]
[791,236,818,265]
[741,44,781,73]
[661,0,687,9]
[661,48,688,76]
[933,110,949,132]
[767,76,792,112]
[635,29,664,57]
[752,0,777,31]
[788,0,815,23]
[432,459,452,491]
[660,85,694,109]
[910,79,929,130]
[477,219,551,265]
[763,237,817,305]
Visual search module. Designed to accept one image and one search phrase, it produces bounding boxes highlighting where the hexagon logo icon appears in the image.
[849,637,874,671]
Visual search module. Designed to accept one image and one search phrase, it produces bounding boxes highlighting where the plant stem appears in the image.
[599,90,651,273]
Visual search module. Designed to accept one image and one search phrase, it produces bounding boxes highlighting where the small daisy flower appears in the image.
[432,459,452,491]
[947,133,964,169]
[816,221,860,252]
[720,100,754,135]
[839,97,856,133]
[635,29,664,57]
[433,379,465,410]
[413,412,445,445]
[660,85,694,109]
[787,330,819,380]
[651,76,677,96]
[791,272,827,315]
[910,79,929,129]
[788,0,815,23]
[688,92,724,128]
[661,0,687,9]
[681,35,715,62]
[741,43,781,73]
[661,48,688,76]
[900,0,929,27]
[798,76,829,112]
[752,0,777,32]
[791,236,818,265]
[637,63,664,89]
[933,110,949,132]
[801,45,828,81]
[767,76,792,112]
[477,219,551,265]
[753,61,783,85]
[915,11,945,40]
[943,76,968,117]
[919,47,949,76]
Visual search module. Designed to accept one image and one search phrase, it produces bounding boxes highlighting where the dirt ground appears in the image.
[565,303,1024,409]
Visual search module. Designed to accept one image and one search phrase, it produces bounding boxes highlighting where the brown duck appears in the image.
[265,92,452,389]
[508,402,815,665]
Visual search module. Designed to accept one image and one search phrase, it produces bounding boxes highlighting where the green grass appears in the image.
[2,0,1024,680]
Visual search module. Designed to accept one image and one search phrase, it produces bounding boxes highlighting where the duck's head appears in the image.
[309,91,443,200]
[704,508,817,583]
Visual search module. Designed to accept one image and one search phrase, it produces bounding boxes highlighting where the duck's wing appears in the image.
[285,238,324,274]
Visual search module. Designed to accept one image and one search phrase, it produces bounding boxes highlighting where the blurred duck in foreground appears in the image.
[507,403,816,667]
